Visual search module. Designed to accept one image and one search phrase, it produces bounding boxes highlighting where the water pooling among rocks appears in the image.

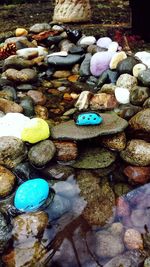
[0,22,150,266]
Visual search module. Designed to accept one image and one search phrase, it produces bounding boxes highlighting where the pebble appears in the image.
[116,73,138,90]
[109,51,127,70]
[78,36,96,46]
[5,68,37,83]
[0,165,16,197]
[0,98,23,113]
[15,28,28,37]
[115,87,130,104]
[108,41,119,52]
[75,91,92,110]
[96,37,112,49]
[90,51,114,76]
[90,92,118,110]
[124,228,143,250]
[135,51,150,68]
[53,140,78,161]
[16,46,48,59]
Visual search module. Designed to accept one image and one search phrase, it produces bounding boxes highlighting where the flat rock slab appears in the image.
[51,112,128,140]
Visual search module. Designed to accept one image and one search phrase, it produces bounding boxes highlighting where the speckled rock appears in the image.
[0,136,27,169]
[124,228,143,250]
[120,139,150,166]
[116,73,138,90]
[124,166,150,184]
[0,98,23,113]
[129,108,150,133]
[130,86,150,105]
[53,141,78,161]
[102,132,126,151]
[0,165,16,197]
[90,93,118,110]
[5,68,37,83]
[28,140,56,167]
[51,112,128,140]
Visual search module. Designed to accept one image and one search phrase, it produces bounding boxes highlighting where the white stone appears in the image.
[109,51,127,69]
[115,87,130,104]
[133,63,147,77]
[96,37,112,49]
[47,51,68,57]
[135,51,150,68]
[79,36,96,46]
[16,46,48,58]
[0,113,30,138]
[108,41,119,52]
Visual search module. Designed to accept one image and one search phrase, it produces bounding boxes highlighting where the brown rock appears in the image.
[102,132,126,151]
[90,93,118,110]
[0,98,23,113]
[27,90,46,105]
[34,105,49,120]
[53,70,71,78]
[0,165,16,197]
[53,141,78,161]
[5,68,37,83]
[124,166,150,184]
[124,229,143,250]
[129,108,150,133]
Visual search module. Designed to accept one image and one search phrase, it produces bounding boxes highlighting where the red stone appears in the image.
[124,165,150,184]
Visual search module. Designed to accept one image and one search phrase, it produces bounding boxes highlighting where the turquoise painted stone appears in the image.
[75,112,103,126]
[14,178,49,212]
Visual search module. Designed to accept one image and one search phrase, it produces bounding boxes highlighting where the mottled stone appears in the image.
[90,93,118,110]
[102,132,126,151]
[116,196,130,217]
[5,68,37,83]
[0,165,16,197]
[39,163,74,180]
[116,73,138,90]
[34,105,49,120]
[124,166,150,184]
[53,141,78,161]
[129,108,150,133]
[3,55,34,70]
[124,228,143,250]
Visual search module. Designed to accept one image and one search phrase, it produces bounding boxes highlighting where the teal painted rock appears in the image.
[75,112,103,126]
[14,178,49,212]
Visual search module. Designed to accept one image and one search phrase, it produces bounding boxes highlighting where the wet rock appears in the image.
[129,108,150,133]
[75,91,92,110]
[120,139,150,166]
[114,103,142,119]
[102,132,126,151]
[53,141,78,161]
[48,195,71,220]
[124,228,143,250]
[109,51,127,70]
[130,209,149,228]
[53,180,79,198]
[72,146,116,169]
[79,53,92,76]
[130,86,150,105]
[5,68,37,83]
[0,86,17,101]
[47,54,84,67]
[0,136,27,169]
[0,98,23,113]
[100,83,117,94]
[90,93,118,110]
[12,211,48,242]
[0,212,11,254]
[19,96,35,117]
[0,165,16,198]
[39,163,74,180]
[3,55,33,70]
[27,90,46,106]
[117,56,139,74]
[51,112,128,140]
[13,161,40,182]
[116,73,138,90]
[28,140,56,167]
[76,170,115,225]
[138,69,150,86]
[124,166,150,184]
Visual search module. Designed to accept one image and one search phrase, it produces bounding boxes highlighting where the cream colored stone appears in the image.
[16,28,28,37]
[133,63,147,77]
[109,51,127,69]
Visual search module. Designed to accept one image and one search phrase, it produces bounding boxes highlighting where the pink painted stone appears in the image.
[90,51,115,76]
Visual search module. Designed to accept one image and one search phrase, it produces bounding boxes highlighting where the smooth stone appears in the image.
[78,36,96,46]
[53,180,79,198]
[15,28,28,37]
[90,51,114,77]
[96,70,109,88]
[117,56,139,74]
[0,113,30,138]
[0,98,23,113]
[115,87,130,104]
[0,212,11,254]
[53,70,71,78]
[47,54,84,67]
[72,146,116,169]
[16,84,34,91]
[124,166,150,184]
[29,23,51,33]
[19,96,35,117]
[58,39,73,52]
[138,68,150,86]
[109,51,127,69]
[21,118,50,144]
[75,112,103,126]
[3,55,33,70]
[133,63,147,77]
[0,165,16,197]
[47,51,68,57]
[0,85,17,101]
[102,132,126,151]
[0,136,27,169]
[48,195,71,220]
[129,108,150,133]
[5,68,37,83]
[46,35,64,45]
[51,112,128,140]
[143,97,150,108]
[124,229,143,250]
[14,178,49,212]
[114,103,142,120]
[96,37,112,49]
[90,93,118,110]
[130,86,150,105]
[54,141,78,161]
[16,46,48,59]
[5,36,27,44]
[101,83,117,94]
[108,41,119,52]
[69,45,84,54]
[116,73,138,90]
[79,53,92,76]
[13,161,40,182]
[135,51,150,68]
[120,139,150,166]
[28,140,56,167]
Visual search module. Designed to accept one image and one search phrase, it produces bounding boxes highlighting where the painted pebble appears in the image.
[14,178,49,212]
[75,112,103,126]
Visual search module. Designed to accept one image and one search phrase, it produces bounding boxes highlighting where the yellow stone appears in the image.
[21,118,50,144]
[16,28,28,37]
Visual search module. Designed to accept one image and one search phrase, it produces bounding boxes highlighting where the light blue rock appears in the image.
[14,178,49,212]
[75,112,103,126]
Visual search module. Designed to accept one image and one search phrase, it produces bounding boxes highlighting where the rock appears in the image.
[108,41,119,52]
[14,178,49,212]
[102,132,126,151]
[0,165,16,197]
[144,257,150,267]
[16,84,34,91]
[72,146,116,169]
[113,183,131,197]
[115,87,130,104]
[48,195,71,220]
[5,36,27,45]
[77,170,115,225]
[79,53,92,76]
[5,68,37,83]
[53,180,79,198]
[51,112,128,140]
[90,51,114,76]
[0,212,11,254]
[116,73,138,90]
[53,141,78,161]
[100,83,117,94]
[124,166,150,184]
[129,108,150,133]
[120,139,150,166]
[34,105,49,120]
[15,28,28,37]
[3,55,33,70]
[117,56,139,74]
[135,51,150,68]
[53,70,71,78]
[74,112,103,126]
[130,86,150,105]
[96,37,112,49]
[12,211,48,242]
[109,51,127,69]
[29,23,51,33]
[143,98,150,108]
[0,136,27,169]
[19,96,35,117]
[28,140,56,167]
[16,47,48,59]
[39,163,74,180]
[27,90,46,105]
[21,118,50,144]
[114,103,142,119]
[47,51,68,57]
[133,63,147,78]
[47,54,84,67]
[75,91,92,110]
[78,36,96,46]
[116,196,130,217]
[90,93,118,110]
[13,161,40,182]
[130,209,149,228]
[138,68,150,87]
[0,98,23,113]
[124,228,143,250]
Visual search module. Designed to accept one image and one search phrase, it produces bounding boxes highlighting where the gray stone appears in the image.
[79,53,92,76]
[138,69,150,86]
[29,23,51,33]
[51,112,128,140]
[117,56,139,74]
[47,54,84,67]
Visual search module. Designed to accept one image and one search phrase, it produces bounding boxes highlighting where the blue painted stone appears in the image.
[75,112,103,126]
[14,178,49,212]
